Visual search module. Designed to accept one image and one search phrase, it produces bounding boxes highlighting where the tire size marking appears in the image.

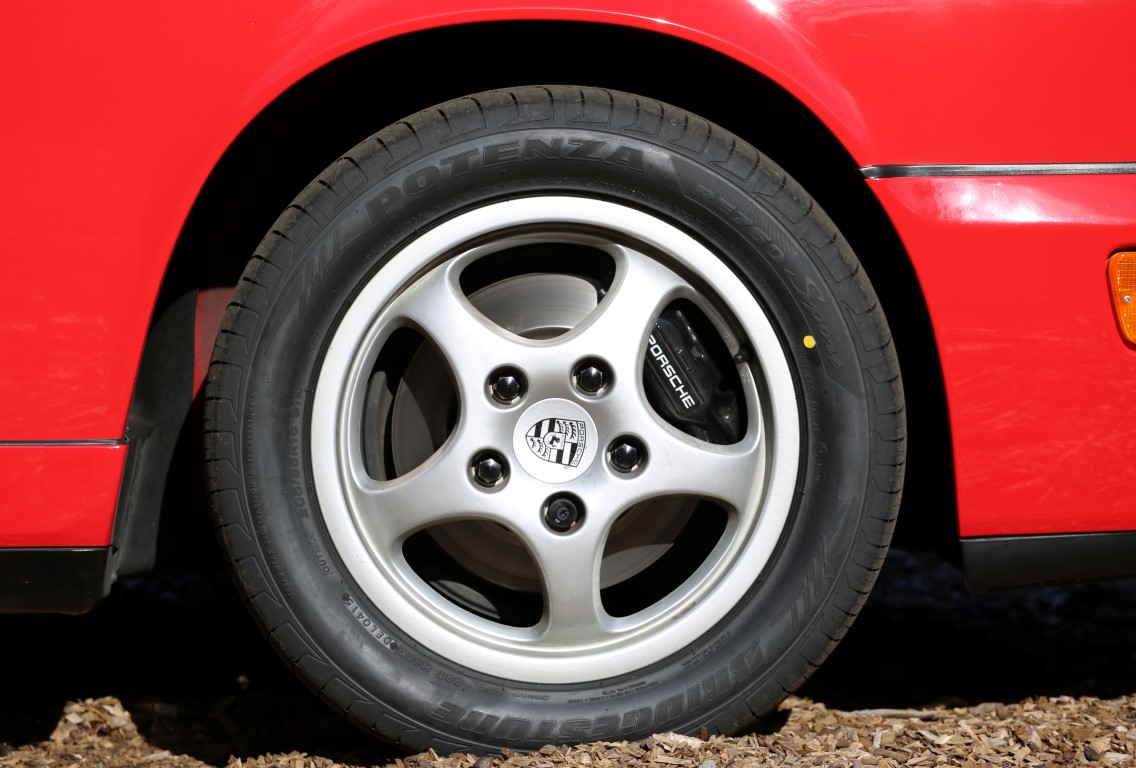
[286,424,310,519]
[792,350,823,441]
[246,393,262,522]
[245,393,257,463]
[341,593,432,674]
[305,530,334,576]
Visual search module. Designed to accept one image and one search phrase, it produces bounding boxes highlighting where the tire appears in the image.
[204,86,905,754]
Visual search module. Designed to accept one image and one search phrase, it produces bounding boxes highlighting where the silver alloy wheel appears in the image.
[312,196,800,684]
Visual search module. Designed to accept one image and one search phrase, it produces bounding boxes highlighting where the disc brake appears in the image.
[643,308,742,444]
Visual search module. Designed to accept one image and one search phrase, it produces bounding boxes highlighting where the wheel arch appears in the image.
[119,19,954,579]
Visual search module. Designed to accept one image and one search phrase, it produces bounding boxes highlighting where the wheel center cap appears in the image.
[512,398,599,483]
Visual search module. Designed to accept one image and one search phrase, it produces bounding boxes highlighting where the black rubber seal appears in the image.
[961,531,1136,592]
[0,547,114,614]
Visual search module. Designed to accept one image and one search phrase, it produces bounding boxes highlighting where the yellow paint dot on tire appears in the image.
[803,335,817,349]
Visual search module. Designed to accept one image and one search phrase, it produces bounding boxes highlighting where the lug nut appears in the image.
[493,375,520,401]
[489,368,525,404]
[575,364,606,395]
[609,437,645,473]
[473,453,506,487]
[544,496,581,532]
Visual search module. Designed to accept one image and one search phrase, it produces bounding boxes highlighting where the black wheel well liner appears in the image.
[123,19,955,579]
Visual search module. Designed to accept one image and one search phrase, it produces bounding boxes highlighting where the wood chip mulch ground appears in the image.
[3,693,1133,768]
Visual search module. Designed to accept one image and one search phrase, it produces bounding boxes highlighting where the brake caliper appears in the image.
[643,308,742,444]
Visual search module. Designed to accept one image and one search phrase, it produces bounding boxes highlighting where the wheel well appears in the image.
[125,20,955,576]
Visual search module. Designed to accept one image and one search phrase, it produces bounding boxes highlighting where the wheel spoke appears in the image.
[635,420,763,513]
[563,248,692,377]
[346,439,496,555]
[386,260,524,401]
[523,523,611,644]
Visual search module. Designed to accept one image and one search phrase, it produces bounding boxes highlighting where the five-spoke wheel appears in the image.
[206,86,904,753]
[313,196,799,682]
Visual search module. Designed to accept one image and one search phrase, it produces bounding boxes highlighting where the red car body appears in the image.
[1,1,1134,596]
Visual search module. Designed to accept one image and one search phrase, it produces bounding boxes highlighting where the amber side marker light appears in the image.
[1109,251,1136,346]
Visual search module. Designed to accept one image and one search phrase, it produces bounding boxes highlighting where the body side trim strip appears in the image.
[0,439,127,447]
[862,163,1136,179]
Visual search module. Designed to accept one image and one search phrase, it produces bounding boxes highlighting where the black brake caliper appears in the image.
[643,308,743,444]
